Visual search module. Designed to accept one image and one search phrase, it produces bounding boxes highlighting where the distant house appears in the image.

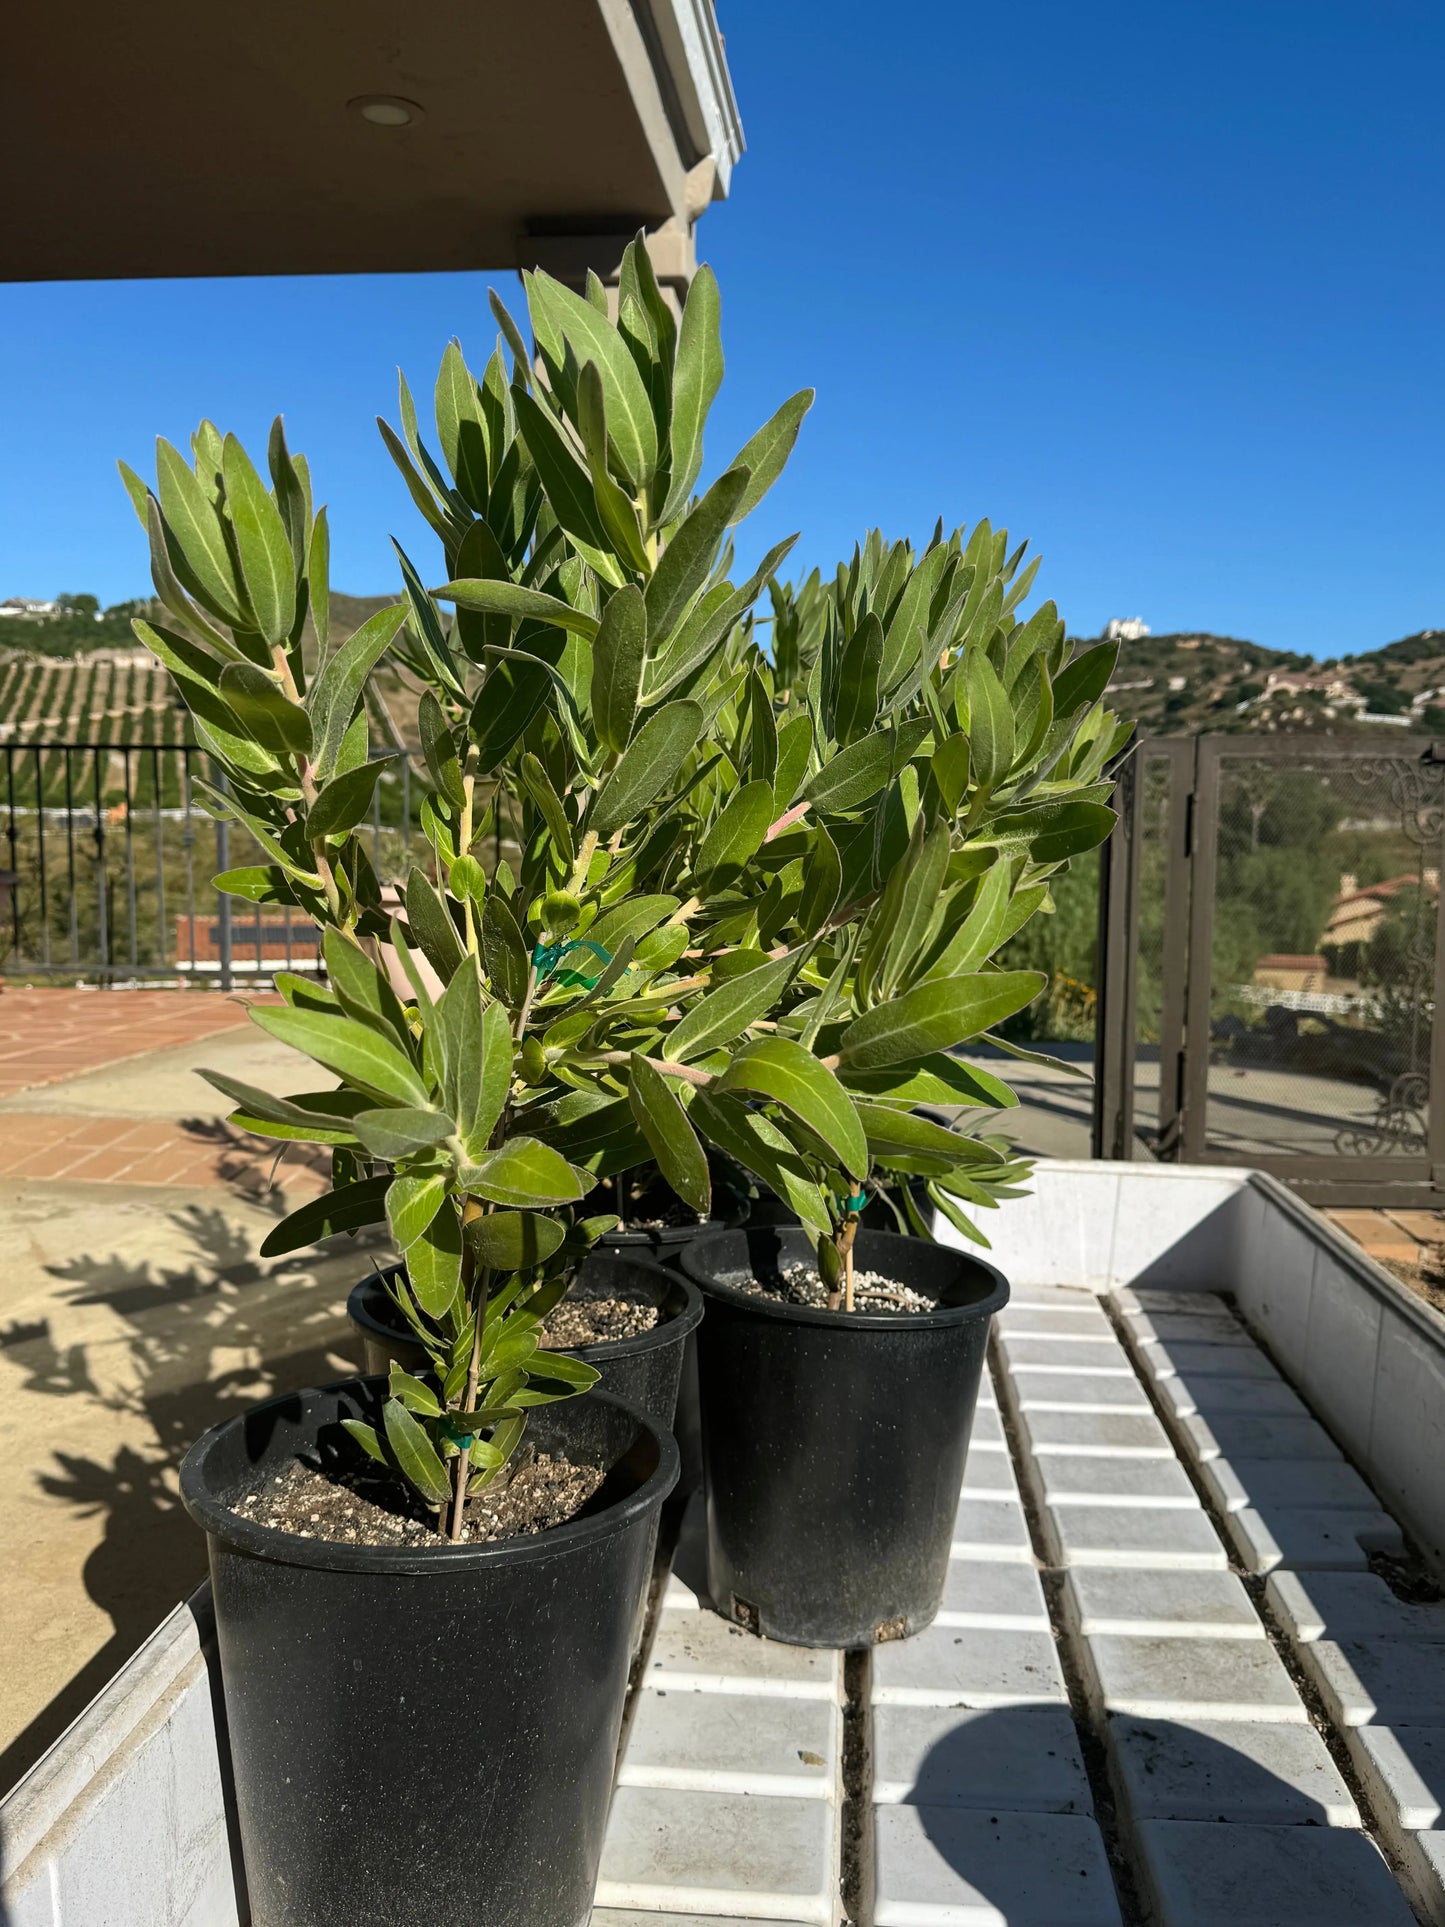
[1252,954,1328,993]
[1104,617,1151,642]
[0,598,57,618]
[1322,871,1438,973]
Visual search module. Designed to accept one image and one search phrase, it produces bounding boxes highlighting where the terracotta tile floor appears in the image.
[1324,1206,1445,1268]
[0,988,322,1192]
[0,987,255,1098]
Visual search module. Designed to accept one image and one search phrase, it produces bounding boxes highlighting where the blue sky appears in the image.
[1,0,1441,655]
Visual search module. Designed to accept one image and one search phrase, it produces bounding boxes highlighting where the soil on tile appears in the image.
[736,1261,934,1314]
[1377,1253,1445,1316]
[540,1277,662,1348]
[236,1449,603,1547]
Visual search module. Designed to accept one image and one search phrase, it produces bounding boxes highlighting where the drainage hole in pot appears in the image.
[731,1594,761,1635]
[540,1281,661,1349]
[733,1263,935,1314]
[234,1450,604,1547]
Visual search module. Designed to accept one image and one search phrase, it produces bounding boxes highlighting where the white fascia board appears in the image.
[646,0,746,194]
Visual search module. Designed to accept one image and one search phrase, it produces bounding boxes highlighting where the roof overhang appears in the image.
[2,0,743,282]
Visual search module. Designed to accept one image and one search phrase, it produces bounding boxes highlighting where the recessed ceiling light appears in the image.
[349,96,422,127]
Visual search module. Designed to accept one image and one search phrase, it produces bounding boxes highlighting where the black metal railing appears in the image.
[0,742,418,987]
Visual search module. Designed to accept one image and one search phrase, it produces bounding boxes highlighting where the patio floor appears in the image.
[0,988,363,1792]
[594,1282,1444,1924]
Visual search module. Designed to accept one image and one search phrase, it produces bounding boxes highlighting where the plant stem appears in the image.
[446,1242,485,1542]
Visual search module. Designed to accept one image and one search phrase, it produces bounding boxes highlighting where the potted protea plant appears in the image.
[124,240,812,1927]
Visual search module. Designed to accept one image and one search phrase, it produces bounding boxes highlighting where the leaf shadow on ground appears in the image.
[0,1197,383,1793]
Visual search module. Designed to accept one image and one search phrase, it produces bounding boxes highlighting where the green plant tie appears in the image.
[842,1190,868,1214]
[531,937,612,988]
[441,1418,476,1450]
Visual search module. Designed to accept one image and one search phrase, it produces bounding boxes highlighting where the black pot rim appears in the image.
[348,1256,703,1363]
[179,1376,679,1577]
[680,1226,1009,1332]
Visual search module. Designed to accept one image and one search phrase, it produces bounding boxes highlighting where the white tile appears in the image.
[1266,1570,1445,1643]
[872,1622,1066,1708]
[1371,1309,1445,1578]
[1134,1819,1415,1925]
[872,1702,1093,1812]
[1299,1637,1445,1728]
[938,1558,1050,1629]
[1035,1453,1197,1509]
[1123,1308,1248,1345]
[1064,1566,1263,1640]
[1109,1714,1359,1825]
[1081,1633,1308,1722]
[1353,1724,1445,1829]
[593,1914,797,1926]
[1176,1410,1342,1463]
[1302,1252,1384,1460]
[1200,1456,1378,1516]
[951,1498,1033,1562]
[1156,1372,1312,1420]
[618,1688,839,1799]
[962,1451,1019,1499]
[1010,1369,1153,1413]
[999,1336,1134,1371]
[1019,1406,1176,1459]
[998,1305,1116,1335]
[1136,1338,1281,1380]
[1223,1505,1405,1575]
[1113,1287,1232,1317]
[873,1805,1122,1926]
[645,1609,841,1699]
[1043,1502,1228,1570]
[595,1786,835,1920]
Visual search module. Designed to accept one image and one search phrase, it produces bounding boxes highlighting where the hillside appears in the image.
[1100,627,1445,736]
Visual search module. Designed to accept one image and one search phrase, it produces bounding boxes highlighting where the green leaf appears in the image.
[719,1035,868,1179]
[407,1199,464,1318]
[665,945,804,1062]
[154,436,248,626]
[469,652,554,774]
[309,508,331,655]
[307,757,392,840]
[307,604,408,779]
[386,1171,447,1249]
[923,862,1010,980]
[588,700,703,839]
[690,1089,832,1233]
[404,866,465,985]
[628,1054,711,1215]
[723,389,814,525]
[518,753,576,868]
[1054,641,1118,716]
[512,388,614,559]
[322,928,412,1052]
[464,1137,588,1208]
[773,712,814,808]
[217,663,312,757]
[837,972,1046,1071]
[481,892,529,1006]
[382,1397,451,1507]
[574,362,651,573]
[590,584,647,754]
[198,1070,367,1144]
[435,340,489,507]
[432,577,599,641]
[804,720,932,814]
[931,734,970,814]
[798,823,843,936]
[388,1365,442,1417]
[661,265,724,521]
[693,779,774,887]
[222,434,296,645]
[257,1175,391,1256]
[834,613,883,745]
[851,1101,998,1164]
[351,1107,455,1159]
[841,1052,1020,1110]
[987,799,1116,865]
[965,651,1014,791]
[341,1418,387,1464]
[883,822,951,993]
[464,1210,566,1270]
[528,273,658,489]
[252,1005,430,1106]
[644,467,750,647]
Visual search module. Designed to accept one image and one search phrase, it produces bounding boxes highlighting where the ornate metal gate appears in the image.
[1096,734,1445,1206]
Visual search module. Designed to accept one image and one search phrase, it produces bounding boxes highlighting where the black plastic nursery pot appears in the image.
[681,1224,1009,1649]
[180,1376,677,1927]
[347,1251,703,1433]
[595,1166,748,1267]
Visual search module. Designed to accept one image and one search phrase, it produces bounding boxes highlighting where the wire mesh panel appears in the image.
[1195,745,1442,1170]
